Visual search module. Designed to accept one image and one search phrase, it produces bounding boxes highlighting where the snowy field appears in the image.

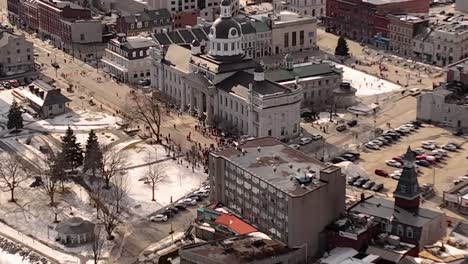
[333,64,402,97]
[52,130,119,148]
[0,249,33,264]
[0,135,50,169]
[119,142,208,216]
[26,109,121,132]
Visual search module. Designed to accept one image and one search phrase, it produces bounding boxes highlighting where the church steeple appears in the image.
[394,146,420,211]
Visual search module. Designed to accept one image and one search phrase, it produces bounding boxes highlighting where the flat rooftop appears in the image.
[213,137,334,197]
[436,23,468,34]
[180,232,295,263]
[250,10,316,25]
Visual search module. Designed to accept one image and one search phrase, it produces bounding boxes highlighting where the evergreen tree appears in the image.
[7,100,23,131]
[335,36,350,57]
[83,130,102,177]
[60,126,83,172]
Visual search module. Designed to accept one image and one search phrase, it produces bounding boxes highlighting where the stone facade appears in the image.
[0,30,35,78]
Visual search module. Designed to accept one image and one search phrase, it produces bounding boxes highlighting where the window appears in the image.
[140,50,144,56]
[284,33,289,48]
[397,225,404,236]
[134,73,138,78]
[16,49,20,54]
[217,43,221,51]
[132,51,136,57]
[27,55,31,61]
[130,23,135,29]
[406,227,414,238]
[292,31,296,46]
[300,30,304,45]
[268,129,272,136]
[49,105,53,111]
[281,127,285,136]
[224,43,228,51]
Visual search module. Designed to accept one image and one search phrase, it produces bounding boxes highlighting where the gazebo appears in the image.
[55,217,95,246]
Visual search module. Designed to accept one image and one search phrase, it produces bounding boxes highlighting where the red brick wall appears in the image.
[173,10,199,28]
[377,0,430,14]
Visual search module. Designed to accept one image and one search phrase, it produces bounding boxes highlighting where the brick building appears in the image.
[115,8,172,36]
[325,0,430,44]
[387,14,428,57]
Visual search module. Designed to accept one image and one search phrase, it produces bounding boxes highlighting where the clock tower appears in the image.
[394,146,421,211]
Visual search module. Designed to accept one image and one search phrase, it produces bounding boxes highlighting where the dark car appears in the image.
[344,151,360,159]
[137,78,151,86]
[187,194,203,201]
[336,124,347,132]
[341,153,358,162]
[347,175,360,184]
[174,204,187,210]
[374,169,389,177]
[416,160,431,167]
[371,183,384,192]
[166,207,179,214]
[161,209,174,217]
[353,178,369,187]
[362,181,375,190]
[347,120,358,127]
[331,157,347,164]
[411,120,422,127]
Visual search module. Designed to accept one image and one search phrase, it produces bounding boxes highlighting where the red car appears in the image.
[392,157,403,163]
[375,169,389,177]
[416,154,427,160]
[9,79,20,88]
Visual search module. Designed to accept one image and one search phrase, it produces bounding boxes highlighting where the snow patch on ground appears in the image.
[333,64,402,97]
[0,135,49,169]
[314,112,346,125]
[26,110,121,132]
[52,131,119,148]
[120,142,207,216]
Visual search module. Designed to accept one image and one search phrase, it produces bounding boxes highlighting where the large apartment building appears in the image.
[0,29,35,79]
[273,0,325,18]
[7,0,104,61]
[209,137,346,257]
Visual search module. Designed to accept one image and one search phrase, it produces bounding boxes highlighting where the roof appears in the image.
[192,28,209,41]
[252,20,270,33]
[363,0,412,5]
[180,232,296,262]
[218,71,291,99]
[121,8,171,23]
[394,147,420,200]
[212,17,242,39]
[241,22,256,34]
[164,44,191,72]
[121,37,157,49]
[0,30,21,48]
[112,0,147,16]
[214,214,258,235]
[190,53,257,74]
[212,137,331,197]
[55,217,94,235]
[265,63,340,82]
[17,81,71,107]
[250,10,316,25]
[349,196,444,227]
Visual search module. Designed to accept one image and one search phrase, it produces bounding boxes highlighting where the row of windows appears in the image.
[128,19,170,30]
[284,31,305,48]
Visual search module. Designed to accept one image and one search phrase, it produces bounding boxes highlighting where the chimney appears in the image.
[39,91,45,99]
[254,65,264,82]
[191,39,201,55]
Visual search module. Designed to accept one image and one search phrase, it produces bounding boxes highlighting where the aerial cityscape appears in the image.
[0,0,467,263]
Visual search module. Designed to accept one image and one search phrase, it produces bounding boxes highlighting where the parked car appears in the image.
[362,181,375,190]
[382,135,394,142]
[193,190,209,197]
[392,156,403,163]
[371,183,384,192]
[311,134,323,141]
[347,120,358,127]
[353,178,369,187]
[150,214,168,222]
[9,80,20,87]
[336,124,347,132]
[331,157,347,164]
[374,169,389,177]
[179,198,197,206]
[370,140,384,147]
[447,142,461,149]
[365,143,380,150]
[376,137,391,145]
[342,153,358,162]
[421,143,436,150]
[161,208,174,217]
[413,148,425,155]
[174,203,187,210]
[344,151,360,159]
[390,170,402,180]
[424,155,437,164]
[137,78,151,86]
[187,194,203,201]
[166,207,179,214]
[411,120,422,127]
[299,137,312,145]
[442,144,457,151]
[2,81,11,88]
[288,144,300,150]
[416,160,431,167]
[347,175,361,184]
[386,160,402,168]
[432,149,448,156]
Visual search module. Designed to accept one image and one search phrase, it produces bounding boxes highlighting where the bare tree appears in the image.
[145,162,168,202]
[41,167,59,206]
[127,92,163,143]
[100,147,126,189]
[91,225,105,264]
[98,196,122,240]
[0,155,29,202]
[110,172,129,214]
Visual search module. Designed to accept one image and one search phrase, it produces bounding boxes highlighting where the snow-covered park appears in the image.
[0,87,208,263]
[333,63,402,97]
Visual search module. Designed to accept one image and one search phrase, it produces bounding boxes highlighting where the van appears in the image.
[409,88,421,96]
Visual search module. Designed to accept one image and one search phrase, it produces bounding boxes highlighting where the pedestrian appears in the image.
[173,124,176,129]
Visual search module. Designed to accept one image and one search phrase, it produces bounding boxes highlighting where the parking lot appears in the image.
[355,125,467,198]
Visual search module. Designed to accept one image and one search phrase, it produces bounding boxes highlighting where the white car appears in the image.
[300,137,312,145]
[370,140,384,147]
[179,198,197,206]
[365,143,380,150]
[311,134,323,141]
[413,148,425,155]
[194,190,209,197]
[390,170,402,179]
[288,144,300,150]
[421,143,436,150]
[150,214,168,222]
[432,149,448,156]
[386,160,402,168]
[441,144,457,151]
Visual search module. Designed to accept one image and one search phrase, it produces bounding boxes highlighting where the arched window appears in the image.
[312,9,316,17]
[397,225,404,236]
[406,227,414,238]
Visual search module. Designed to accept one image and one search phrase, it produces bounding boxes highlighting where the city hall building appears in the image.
[150,0,303,140]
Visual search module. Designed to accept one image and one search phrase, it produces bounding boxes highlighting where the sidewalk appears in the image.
[0,222,81,264]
